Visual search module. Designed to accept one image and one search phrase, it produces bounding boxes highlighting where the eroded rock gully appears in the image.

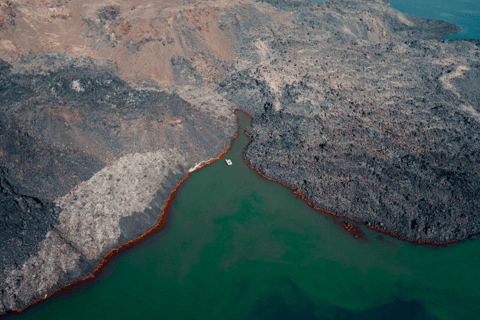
[1,0,479,313]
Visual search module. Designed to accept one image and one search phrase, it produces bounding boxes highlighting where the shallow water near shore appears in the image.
[313,0,480,39]
[5,110,480,320]
[390,0,480,39]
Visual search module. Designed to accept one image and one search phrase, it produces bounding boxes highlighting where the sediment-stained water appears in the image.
[5,111,480,320]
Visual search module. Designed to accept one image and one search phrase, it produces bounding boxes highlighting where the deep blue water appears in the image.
[313,0,480,39]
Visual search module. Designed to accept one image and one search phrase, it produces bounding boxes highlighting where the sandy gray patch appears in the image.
[55,149,186,261]
[1,230,80,310]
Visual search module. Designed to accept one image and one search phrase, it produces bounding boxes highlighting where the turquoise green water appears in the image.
[390,0,480,39]
[7,111,480,320]
[313,0,480,39]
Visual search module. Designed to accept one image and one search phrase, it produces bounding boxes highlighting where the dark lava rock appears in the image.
[0,0,479,313]
[0,166,59,272]
[244,105,479,242]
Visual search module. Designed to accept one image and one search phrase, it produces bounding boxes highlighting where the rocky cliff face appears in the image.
[1,0,479,313]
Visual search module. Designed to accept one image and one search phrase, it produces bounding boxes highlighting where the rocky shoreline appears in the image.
[1,110,240,316]
[1,0,479,313]
[0,53,236,312]
[243,104,479,243]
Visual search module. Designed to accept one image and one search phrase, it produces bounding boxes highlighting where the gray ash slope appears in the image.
[1,0,479,314]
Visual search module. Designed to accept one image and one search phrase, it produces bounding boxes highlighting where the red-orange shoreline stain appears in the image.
[0,110,242,317]
[239,111,473,247]
[1,108,475,316]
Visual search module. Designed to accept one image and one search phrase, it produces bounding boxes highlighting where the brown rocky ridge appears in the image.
[1,0,479,314]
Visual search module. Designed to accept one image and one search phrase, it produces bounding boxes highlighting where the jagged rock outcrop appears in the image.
[0,0,479,313]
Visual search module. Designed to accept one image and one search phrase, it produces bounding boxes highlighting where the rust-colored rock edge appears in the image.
[0,111,241,317]
[1,107,476,316]
[240,111,478,246]
[340,221,364,239]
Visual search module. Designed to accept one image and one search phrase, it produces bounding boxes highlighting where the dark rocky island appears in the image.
[1,0,479,313]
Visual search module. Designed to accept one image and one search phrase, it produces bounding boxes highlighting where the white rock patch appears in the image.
[55,149,186,260]
[461,104,480,122]
[439,65,470,97]
[2,231,80,309]
[0,149,188,311]
[72,80,84,92]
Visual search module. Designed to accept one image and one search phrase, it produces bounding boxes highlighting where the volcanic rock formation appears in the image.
[1,0,479,313]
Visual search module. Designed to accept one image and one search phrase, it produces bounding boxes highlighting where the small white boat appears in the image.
[225,159,233,165]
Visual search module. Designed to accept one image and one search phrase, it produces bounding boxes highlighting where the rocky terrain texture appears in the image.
[0,0,479,313]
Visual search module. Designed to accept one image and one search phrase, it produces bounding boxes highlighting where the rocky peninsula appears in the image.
[1,0,479,313]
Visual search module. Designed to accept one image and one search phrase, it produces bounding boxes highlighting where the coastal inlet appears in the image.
[5,110,480,320]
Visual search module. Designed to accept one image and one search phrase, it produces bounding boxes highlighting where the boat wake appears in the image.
[188,158,216,173]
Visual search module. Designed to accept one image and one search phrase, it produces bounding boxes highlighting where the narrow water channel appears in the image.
[6,111,480,320]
